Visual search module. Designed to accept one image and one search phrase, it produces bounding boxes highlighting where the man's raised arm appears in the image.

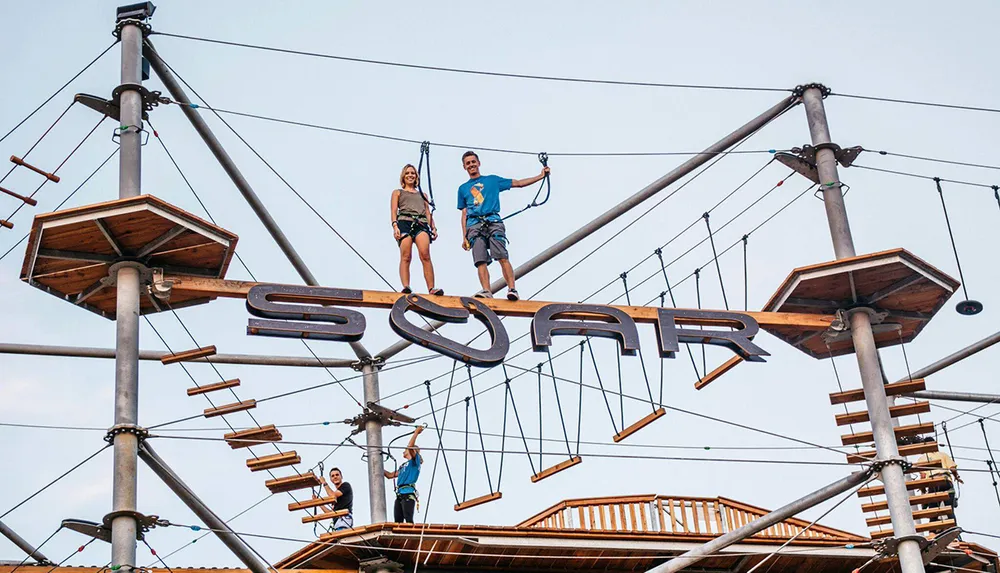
[511,166,551,188]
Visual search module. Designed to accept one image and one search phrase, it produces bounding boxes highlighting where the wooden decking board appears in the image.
[224,424,282,449]
[161,345,217,365]
[840,422,935,446]
[265,473,321,494]
[187,378,240,396]
[836,401,931,426]
[454,491,503,512]
[246,451,300,472]
[203,399,256,418]
[829,379,926,405]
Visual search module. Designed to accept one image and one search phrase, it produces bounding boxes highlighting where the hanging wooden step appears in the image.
[246,451,300,472]
[187,378,240,396]
[846,441,939,464]
[861,491,950,513]
[161,345,217,365]
[866,505,953,527]
[835,401,931,426]
[870,519,957,539]
[0,219,13,230]
[829,379,926,405]
[204,399,256,418]
[613,408,666,442]
[288,496,339,511]
[265,473,321,494]
[857,475,951,497]
[225,424,282,449]
[454,491,502,512]
[301,508,348,524]
[694,356,743,390]
[10,155,60,183]
[530,456,582,483]
[0,185,37,206]
[841,422,936,446]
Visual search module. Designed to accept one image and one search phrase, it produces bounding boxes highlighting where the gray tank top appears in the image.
[396,189,427,221]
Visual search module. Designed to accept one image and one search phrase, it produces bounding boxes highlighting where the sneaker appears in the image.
[429,288,444,296]
[474,290,493,298]
[401,286,412,294]
[507,289,519,301]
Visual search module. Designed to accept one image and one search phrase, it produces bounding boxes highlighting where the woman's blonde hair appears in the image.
[399,164,420,189]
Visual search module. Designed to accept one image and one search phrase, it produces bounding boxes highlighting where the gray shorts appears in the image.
[466,220,508,267]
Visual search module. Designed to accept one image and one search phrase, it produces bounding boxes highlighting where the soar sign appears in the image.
[245,284,769,367]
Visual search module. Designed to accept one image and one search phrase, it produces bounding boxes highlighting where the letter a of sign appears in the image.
[389,294,509,367]
[531,303,641,355]
[655,309,768,361]
[246,284,367,342]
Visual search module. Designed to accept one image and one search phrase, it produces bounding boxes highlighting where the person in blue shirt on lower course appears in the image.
[384,425,424,523]
[457,151,550,301]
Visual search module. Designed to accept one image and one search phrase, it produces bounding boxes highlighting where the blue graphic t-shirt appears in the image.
[396,454,422,495]
[457,175,513,226]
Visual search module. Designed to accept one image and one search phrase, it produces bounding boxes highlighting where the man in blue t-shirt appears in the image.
[383,425,424,523]
[457,151,550,301]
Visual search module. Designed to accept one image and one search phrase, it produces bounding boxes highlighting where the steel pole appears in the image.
[362,364,387,522]
[646,471,870,573]
[110,17,144,573]
[908,390,1000,404]
[0,520,50,564]
[142,38,370,363]
[0,342,355,368]
[803,86,925,573]
[137,443,269,573]
[377,94,799,360]
[897,330,1000,382]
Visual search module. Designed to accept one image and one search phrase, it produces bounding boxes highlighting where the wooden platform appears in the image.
[19,195,238,319]
[761,249,959,358]
[265,473,321,494]
[225,424,282,449]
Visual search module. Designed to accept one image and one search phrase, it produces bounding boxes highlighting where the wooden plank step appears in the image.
[530,456,582,483]
[836,401,931,426]
[0,185,38,206]
[694,356,743,390]
[870,519,956,539]
[862,491,950,513]
[846,441,939,464]
[10,155,60,183]
[204,399,256,418]
[841,422,935,446]
[829,379,926,405]
[225,424,282,449]
[857,475,951,497]
[454,491,502,512]
[187,378,240,396]
[288,496,339,512]
[613,408,666,443]
[265,473,321,494]
[161,345,217,365]
[867,505,953,526]
[301,508,348,524]
[247,451,300,472]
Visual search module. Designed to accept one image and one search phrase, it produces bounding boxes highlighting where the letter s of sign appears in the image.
[389,294,509,367]
[655,309,768,361]
[246,284,367,342]
[531,303,641,356]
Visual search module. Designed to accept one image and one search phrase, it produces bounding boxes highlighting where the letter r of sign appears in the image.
[655,309,768,361]
[389,294,510,368]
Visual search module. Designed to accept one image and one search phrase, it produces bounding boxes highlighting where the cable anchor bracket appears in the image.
[792,83,832,98]
[104,423,150,444]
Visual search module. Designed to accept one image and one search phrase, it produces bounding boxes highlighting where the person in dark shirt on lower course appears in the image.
[384,425,424,523]
[319,467,354,531]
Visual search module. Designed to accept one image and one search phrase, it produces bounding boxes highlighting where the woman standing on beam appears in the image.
[391,164,443,295]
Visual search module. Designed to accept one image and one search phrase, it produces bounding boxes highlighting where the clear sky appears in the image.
[1,0,998,567]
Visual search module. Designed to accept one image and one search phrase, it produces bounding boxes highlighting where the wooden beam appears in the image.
[531,456,582,483]
[829,379,926,405]
[835,401,931,426]
[204,399,256,418]
[246,451,300,472]
[613,408,666,443]
[454,491,503,511]
[164,276,835,330]
[288,496,339,512]
[301,509,348,524]
[187,378,240,396]
[225,425,282,449]
[694,356,744,390]
[840,422,935,446]
[161,345,217,365]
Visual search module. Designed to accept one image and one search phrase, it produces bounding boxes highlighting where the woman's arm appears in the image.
[390,189,401,240]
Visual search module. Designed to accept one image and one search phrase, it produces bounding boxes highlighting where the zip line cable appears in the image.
[0,41,116,145]
[152,31,790,94]
[0,100,77,187]
[854,164,998,190]
[0,445,110,519]
[831,90,1000,115]
[865,148,1000,172]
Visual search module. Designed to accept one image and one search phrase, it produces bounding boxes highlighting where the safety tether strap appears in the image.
[416,141,435,211]
[502,152,550,221]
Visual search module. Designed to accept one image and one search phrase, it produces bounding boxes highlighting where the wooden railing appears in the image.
[518,495,861,542]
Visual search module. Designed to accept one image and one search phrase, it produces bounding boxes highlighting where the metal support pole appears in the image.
[0,520,50,564]
[138,443,270,573]
[897,330,1000,382]
[802,86,925,573]
[908,389,1000,404]
[0,342,355,368]
[110,13,144,573]
[646,471,870,573]
[363,364,387,522]
[377,95,799,360]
